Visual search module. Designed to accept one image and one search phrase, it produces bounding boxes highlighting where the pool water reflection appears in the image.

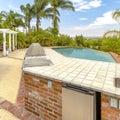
[53,48,116,63]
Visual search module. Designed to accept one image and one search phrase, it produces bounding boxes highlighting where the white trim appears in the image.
[0,29,17,56]
[0,29,17,34]
[9,33,11,52]
[14,34,17,49]
[3,33,6,56]
[12,34,15,50]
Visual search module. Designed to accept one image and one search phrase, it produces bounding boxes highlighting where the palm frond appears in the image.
[112,9,120,23]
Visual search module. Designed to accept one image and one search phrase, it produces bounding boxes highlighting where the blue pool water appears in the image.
[53,48,116,63]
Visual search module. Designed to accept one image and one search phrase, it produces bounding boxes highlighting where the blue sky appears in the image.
[0,0,120,37]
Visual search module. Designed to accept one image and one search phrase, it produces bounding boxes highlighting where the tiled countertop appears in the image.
[23,48,120,97]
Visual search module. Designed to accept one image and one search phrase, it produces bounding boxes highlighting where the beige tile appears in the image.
[23,48,120,97]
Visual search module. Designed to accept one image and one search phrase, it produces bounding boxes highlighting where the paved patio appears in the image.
[0,49,40,120]
[0,49,26,104]
[0,49,25,120]
[0,109,19,120]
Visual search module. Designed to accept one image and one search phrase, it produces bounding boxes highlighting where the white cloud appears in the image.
[8,5,19,11]
[89,0,101,7]
[70,0,83,2]
[60,25,119,37]
[89,11,117,26]
[70,0,102,11]
[79,17,88,21]
[75,10,117,30]
[60,26,103,37]
[60,11,119,37]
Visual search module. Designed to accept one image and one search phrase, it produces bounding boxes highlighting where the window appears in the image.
[110,98,118,108]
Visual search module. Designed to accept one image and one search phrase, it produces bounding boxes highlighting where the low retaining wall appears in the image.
[110,52,120,63]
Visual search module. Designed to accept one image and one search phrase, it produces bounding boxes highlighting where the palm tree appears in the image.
[20,3,34,32]
[112,9,120,38]
[49,0,75,35]
[103,30,120,39]
[33,0,52,31]
[0,13,3,28]
[1,10,24,30]
[112,9,120,24]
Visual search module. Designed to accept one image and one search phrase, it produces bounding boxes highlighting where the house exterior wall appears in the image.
[23,73,62,120]
[101,94,120,120]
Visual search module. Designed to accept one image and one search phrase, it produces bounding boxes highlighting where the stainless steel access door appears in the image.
[62,87,94,120]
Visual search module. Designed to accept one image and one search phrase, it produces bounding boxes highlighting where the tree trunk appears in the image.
[53,7,57,29]
[36,15,40,31]
[28,20,31,33]
[52,7,59,35]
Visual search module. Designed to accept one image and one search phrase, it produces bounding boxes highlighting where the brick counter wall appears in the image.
[23,73,62,120]
[23,72,120,120]
[101,94,120,120]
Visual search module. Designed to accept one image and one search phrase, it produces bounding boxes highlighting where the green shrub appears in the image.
[55,34,73,46]
[0,34,3,44]
[101,37,120,54]
[17,32,27,48]
[75,35,84,47]
[25,29,54,46]
[84,39,101,50]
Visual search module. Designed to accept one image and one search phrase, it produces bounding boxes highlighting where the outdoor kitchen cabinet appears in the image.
[62,83,100,120]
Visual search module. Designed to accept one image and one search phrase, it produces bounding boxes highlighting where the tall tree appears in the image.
[50,0,75,35]
[112,9,120,24]
[34,0,52,31]
[20,3,34,32]
[0,13,3,28]
[1,10,24,30]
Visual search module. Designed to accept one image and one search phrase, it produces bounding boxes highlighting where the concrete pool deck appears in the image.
[0,49,26,104]
[0,49,26,120]
[0,49,40,120]
[0,108,20,120]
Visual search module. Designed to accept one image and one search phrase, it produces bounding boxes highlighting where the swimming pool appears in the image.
[53,48,116,63]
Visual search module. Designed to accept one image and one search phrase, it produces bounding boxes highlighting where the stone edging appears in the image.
[110,52,120,63]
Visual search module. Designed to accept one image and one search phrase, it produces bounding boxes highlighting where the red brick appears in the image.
[49,97,57,103]
[45,114,53,120]
[53,87,62,93]
[45,106,52,112]
[23,73,62,119]
[102,97,109,103]
[102,111,108,118]
[0,98,5,104]
[101,94,120,120]
[53,81,62,86]
[1,101,13,110]
[40,79,48,85]
[54,111,62,117]
[49,112,57,119]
